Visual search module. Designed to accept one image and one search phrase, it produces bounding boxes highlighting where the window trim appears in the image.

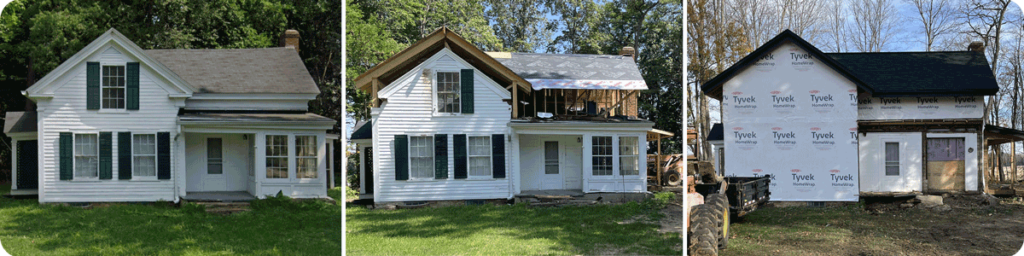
[100,65,126,110]
[294,134,320,180]
[72,133,100,181]
[619,136,640,176]
[466,135,493,179]
[884,141,900,176]
[132,133,159,181]
[592,136,614,177]
[431,69,463,116]
[265,134,291,180]
[407,134,435,181]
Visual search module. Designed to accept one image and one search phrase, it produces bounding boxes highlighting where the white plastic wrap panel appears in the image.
[722,42,860,201]
[858,132,923,193]
[858,95,984,120]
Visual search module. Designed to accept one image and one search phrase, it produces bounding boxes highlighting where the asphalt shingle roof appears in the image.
[350,121,371,140]
[707,123,723,141]
[3,111,36,134]
[494,53,644,81]
[145,48,320,94]
[826,51,999,96]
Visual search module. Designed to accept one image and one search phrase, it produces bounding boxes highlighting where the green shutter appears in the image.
[453,134,467,179]
[59,133,73,180]
[126,62,140,110]
[87,62,100,110]
[118,132,132,180]
[394,135,409,181]
[434,134,448,179]
[99,132,112,180]
[461,69,474,114]
[492,134,506,179]
[157,132,170,180]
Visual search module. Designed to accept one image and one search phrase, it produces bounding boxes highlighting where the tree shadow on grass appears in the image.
[0,198,341,256]
[346,203,681,255]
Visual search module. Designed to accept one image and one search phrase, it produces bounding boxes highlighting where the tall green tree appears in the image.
[345,0,403,121]
[484,0,551,52]
[546,0,605,54]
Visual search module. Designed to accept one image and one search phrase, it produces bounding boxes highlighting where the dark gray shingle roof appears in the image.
[145,48,320,94]
[4,111,37,134]
[350,121,371,140]
[708,123,723,141]
[826,51,999,96]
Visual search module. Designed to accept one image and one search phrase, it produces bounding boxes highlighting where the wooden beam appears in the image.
[353,28,447,91]
[657,134,662,186]
[608,90,640,112]
[512,82,518,118]
[1014,140,1018,187]
[371,78,380,108]
[444,30,532,92]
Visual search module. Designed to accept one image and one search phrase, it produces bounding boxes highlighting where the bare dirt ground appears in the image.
[722,195,1024,256]
[660,202,683,234]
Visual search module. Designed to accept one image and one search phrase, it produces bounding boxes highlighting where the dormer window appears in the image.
[435,71,461,113]
[102,65,126,109]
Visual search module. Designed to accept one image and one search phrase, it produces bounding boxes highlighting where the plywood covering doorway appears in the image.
[927,138,966,192]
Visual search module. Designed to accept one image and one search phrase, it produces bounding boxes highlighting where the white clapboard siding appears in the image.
[38,46,179,203]
[373,50,512,203]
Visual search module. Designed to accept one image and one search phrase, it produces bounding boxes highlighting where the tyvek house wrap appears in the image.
[722,42,860,202]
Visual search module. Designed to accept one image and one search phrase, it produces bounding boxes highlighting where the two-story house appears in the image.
[4,28,337,203]
[351,27,671,205]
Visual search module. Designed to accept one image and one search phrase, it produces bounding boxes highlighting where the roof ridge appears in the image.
[826,50,974,54]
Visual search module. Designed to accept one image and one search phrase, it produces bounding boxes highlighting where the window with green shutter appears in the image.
[126,62,140,110]
[434,134,448,179]
[99,132,112,180]
[59,133,73,180]
[394,135,409,181]
[157,132,170,180]
[453,134,467,179]
[460,69,474,113]
[491,134,505,179]
[118,132,132,180]
[86,62,100,110]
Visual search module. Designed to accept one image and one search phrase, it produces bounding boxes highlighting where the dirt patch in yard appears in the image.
[723,197,1024,256]
[660,203,683,234]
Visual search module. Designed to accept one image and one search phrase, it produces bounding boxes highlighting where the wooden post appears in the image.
[512,82,518,118]
[371,78,380,108]
[1014,140,1018,187]
[657,134,662,186]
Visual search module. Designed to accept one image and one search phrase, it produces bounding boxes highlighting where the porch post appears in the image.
[11,138,16,190]
[328,140,335,189]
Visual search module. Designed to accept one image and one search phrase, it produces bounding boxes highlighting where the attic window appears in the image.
[435,71,461,113]
[102,65,126,109]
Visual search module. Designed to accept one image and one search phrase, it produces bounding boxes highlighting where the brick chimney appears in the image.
[619,46,636,61]
[968,41,984,53]
[280,29,300,53]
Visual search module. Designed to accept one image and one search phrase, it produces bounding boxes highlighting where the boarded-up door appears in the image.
[927,138,965,192]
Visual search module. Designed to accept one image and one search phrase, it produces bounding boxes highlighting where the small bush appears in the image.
[346,186,359,199]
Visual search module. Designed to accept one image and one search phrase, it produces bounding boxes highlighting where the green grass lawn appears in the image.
[0,185,342,255]
[345,200,682,255]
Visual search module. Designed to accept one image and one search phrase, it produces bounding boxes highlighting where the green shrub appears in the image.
[346,185,359,199]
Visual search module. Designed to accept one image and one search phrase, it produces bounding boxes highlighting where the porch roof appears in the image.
[350,121,371,140]
[985,124,1024,145]
[3,111,36,134]
[178,112,335,126]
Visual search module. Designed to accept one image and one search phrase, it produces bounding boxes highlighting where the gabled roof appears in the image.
[826,52,998,96]
[700,30,1000,99]
[146,48,319,94]
[3,111,36,134]
[354,27,531,93]
[707,123,723,141]
[350,121,371,140]
[25,28,195,98]
[701,30,872,100]
[492,52,647,90]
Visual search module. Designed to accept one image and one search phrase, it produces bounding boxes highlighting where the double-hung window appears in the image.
[74,134,99,179]
[885,142,899,176]
[468,136,492,178]
[296,135,318,179]
[102,65,126,109]
[435,71,461,113]
[133,134,157,178]
[409,136,434,179]
[266,135,289,179]
[619,137,639,176]
[592,136,613,176]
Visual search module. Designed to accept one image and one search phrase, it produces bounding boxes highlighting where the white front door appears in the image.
[542,141,563,190]
[203,137,226,191]
[563,142,583,190]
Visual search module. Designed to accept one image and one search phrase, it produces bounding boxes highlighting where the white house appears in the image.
[4,28,337,203]
[351,27,670,204]
[702,30,1024,201]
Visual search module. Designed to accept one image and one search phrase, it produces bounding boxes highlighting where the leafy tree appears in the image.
[484,0,551,52]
